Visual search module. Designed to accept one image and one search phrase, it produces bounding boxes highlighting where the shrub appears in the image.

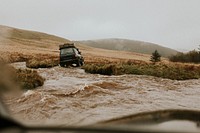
[169,50,200,63]
[150,50,161,63]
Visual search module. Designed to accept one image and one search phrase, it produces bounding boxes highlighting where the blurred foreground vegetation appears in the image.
[0,63,45,91]
[15,68,45,89]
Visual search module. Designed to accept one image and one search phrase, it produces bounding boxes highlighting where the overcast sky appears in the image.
[0,0,200,51]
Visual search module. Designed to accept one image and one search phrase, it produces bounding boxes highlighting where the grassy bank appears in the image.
[83,61,200,80]
[15,68,45,89]
[0,51,59,69]
[26,57,59,69]
[0,64,45,91]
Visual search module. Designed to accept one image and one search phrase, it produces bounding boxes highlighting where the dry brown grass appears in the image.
[0,51,28,63]
[15,68,45,89]
[0,63,45,91]
[2,25,200,80]
[83,60,200,80]
[26,54,59,68]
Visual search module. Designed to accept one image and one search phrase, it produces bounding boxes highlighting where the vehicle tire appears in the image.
[76,60,81,67]
[60,63,65,67]
[80,61,84,66]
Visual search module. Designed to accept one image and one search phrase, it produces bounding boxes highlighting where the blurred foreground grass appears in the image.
[0,63,45,91]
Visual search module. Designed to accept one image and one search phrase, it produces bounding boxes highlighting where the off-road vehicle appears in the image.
[59,43,84,67]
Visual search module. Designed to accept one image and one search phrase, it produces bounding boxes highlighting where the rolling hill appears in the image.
[0,25,161,63]
[0,25,69,48]
[0,25,71,62]
[77,38,178,57]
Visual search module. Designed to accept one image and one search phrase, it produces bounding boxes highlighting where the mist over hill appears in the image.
[0,25,151,63]
[77,38,178,57]
[0,25,176,63]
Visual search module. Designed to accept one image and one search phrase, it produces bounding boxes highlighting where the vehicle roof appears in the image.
[59,43,76,50]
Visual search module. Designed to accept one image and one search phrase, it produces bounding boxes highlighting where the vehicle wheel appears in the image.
[60,63,65,67]
[80,61,84,66]
[76,60,81,67]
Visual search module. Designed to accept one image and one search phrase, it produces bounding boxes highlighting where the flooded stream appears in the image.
[4,62,200,126]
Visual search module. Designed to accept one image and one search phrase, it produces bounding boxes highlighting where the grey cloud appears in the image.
[0,0,200,51]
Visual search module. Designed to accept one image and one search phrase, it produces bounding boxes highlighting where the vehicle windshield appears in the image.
[1,0,200,132]
[60,48,74,55]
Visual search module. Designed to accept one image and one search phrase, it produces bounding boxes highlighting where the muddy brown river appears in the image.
[4,62,200,127]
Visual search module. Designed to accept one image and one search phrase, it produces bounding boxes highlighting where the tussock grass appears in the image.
[0,63,45,91]
[16,68,45,89]
[8,52,28,62]
[1,51,59,65]
[0,52,29,63]
[1,51,59,69]
[26,57,59,69]
[83,60,200,80]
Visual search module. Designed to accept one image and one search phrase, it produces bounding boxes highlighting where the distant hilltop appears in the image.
[76,38,178,57]
[0,25,177,63]
[0,25,69,48]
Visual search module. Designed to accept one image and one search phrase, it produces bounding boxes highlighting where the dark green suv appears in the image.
[59,43,84,67]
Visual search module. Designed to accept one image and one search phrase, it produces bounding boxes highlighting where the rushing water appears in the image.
[4,62,200,126]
